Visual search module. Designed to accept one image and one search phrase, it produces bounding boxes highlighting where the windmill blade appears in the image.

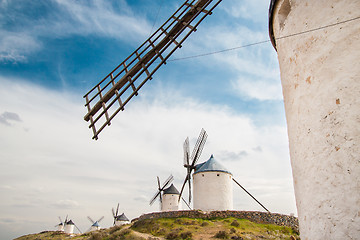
[87,216,95,223]
[97,216,104,223]
[178,173,190,202]
[157,176,161,190]
[116,203,119,216]
[112,208,115,218]
[150,190,162,205]
[233,178,270,213]
[188,174,192,204]
[159,191,163,203]
[58,216,62,224]
[112,209,116,225]
[183,137,190,166]
[83,0,223,140]
[64,215,68,224]
[181,197,192,210]
[160,174,174,190]
[190,128,207,166]
[74,223,82,234]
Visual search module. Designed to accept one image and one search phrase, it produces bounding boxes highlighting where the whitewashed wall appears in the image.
[161,193,181,211]
[193,171,233,211]
[64,224,74,234]
[272,0,360,239]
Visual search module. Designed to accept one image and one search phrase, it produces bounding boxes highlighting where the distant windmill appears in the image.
[150,175,180,211]
[55,216,65,232]
[87,216,104,232]
[83,0,222,139]
[178,128,207,204]
[63,216,82,234]
[112,203,130,226]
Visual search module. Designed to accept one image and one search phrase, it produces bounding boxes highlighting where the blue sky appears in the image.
[0,0,296,239]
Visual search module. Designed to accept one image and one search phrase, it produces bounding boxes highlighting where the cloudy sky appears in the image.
[0,0,297,239]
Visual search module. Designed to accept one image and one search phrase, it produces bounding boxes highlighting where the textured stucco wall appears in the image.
[271,0,360,239]
[161,193,181,211]
[193,171,233,211]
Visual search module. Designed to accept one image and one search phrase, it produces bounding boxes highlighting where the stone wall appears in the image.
[133,210,299,231]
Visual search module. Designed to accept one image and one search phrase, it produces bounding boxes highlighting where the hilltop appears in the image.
[15,211,300,240]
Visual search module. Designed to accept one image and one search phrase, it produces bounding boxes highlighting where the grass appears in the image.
[15,217,300,240]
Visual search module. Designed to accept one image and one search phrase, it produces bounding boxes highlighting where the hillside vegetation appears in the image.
[15,217,300,240]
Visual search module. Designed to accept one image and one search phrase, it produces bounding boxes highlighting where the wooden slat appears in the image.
[171,15,197,31]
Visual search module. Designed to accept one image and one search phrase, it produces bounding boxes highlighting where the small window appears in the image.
[217,174,220,176]
[202,174,204,177]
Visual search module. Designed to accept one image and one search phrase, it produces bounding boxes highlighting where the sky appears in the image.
[0,0,297,239]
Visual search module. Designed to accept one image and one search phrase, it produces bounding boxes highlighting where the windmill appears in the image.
[63,216,82,234]
[87,216,104,232]
[149,174,175,210]
[55,216,65,232]
[112,203,129,226]
[83,0,222,139]
[178,128,207,204]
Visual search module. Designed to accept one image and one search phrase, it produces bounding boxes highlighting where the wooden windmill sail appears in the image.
[83,0,222,139]
[86,216,104,232]
[178,128,207,204]
[149,175,174,206]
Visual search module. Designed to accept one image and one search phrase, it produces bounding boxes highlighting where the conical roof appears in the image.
[163,183,179,195]
[92,221,100,227]
[66,220,74,225]
[116,213,129,221]
[194,155,232,175]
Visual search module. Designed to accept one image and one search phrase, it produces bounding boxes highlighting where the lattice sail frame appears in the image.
[83,0,222,139]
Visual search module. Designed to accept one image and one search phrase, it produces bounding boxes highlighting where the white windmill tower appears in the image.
[269,1,360,239]
[162,183,182,211]
[112,203,130,226]
[87,216,104,232]
[150,175,182,211]
[179,129,270,212]
[63,217,82,234]
[193,154,233,211]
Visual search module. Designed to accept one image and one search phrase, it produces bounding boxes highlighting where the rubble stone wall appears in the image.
[133,210,298,231]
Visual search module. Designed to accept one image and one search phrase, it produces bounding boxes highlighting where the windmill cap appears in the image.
[66,220,74,225]
[116,213,129,221]
[163,183,180,195]
[194,154,232,175]
[92,221,100,227]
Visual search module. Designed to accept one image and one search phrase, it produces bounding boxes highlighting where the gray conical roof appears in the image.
[163,183,179,195]
[92,221,100,227]
[194,155,232,175]
[116,213,129,221]
[66,220,74,225]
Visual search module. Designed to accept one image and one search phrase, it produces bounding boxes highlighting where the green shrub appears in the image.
[201,222,209,227]
[89,232,106,240]
[165,231,179,240]
[230,220,240,227]
[214,230,229,239]
[180,231,192,239]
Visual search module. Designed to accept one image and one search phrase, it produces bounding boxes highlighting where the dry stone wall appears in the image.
[133,210,298,231]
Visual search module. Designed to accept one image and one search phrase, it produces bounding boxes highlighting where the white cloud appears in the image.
[0,76,295,238]
[0,0,151,62]
[0,31,41,62]
[221,0,270,23]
